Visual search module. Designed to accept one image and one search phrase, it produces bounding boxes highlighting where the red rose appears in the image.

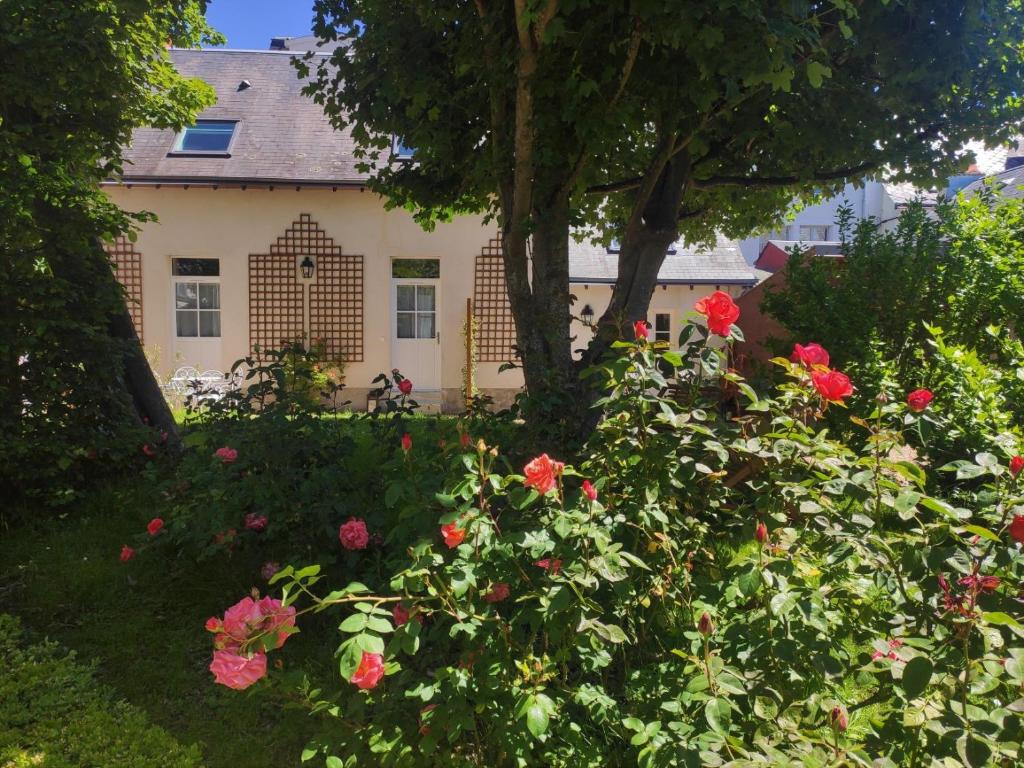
[1009,514,1024,544]
[535,557,562,575]
[633,320,649,340]
[829,706,848,733]
[339,518,370,550]
[398,378,413,395]
[694,290,740,337]
[697,611,714,636]
[146,517,164,536]
[119,544,136,562]
[392,603,410,627]
[244,513,268,532]
[441,522,466,549]
[755,521,768,545]
[459,432,471,449]
[401,433,412,452]
[1011,456,1024,478]
[581,480,598,502]
[350,651,385,690]
[142,444,156,458]
[523,454,565,495]
[811,370,853,402]
[484,582,510,603]
[906,389,934,412]
[790,342,830,368]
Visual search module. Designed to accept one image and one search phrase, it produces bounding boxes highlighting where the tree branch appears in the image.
[694,160,877,188]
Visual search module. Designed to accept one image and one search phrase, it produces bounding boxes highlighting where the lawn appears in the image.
[2,476,318,767]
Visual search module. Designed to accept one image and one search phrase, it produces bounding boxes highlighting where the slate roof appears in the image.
[270,35,348,54]
[568,234,756,285]
[764,240,844,257]
[883,182,938,207]
[960,166,1024,201]
[115,49,365,186]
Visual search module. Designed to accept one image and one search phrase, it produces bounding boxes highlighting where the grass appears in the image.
[1,478,320,768]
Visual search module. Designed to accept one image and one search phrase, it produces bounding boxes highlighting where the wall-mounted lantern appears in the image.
[580,304,595,326]
[300,255,316,279]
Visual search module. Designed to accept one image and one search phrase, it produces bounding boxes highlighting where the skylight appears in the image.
[173,120,238,154]
[392,136,415,160]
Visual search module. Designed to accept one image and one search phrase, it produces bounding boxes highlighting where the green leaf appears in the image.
[704,697,731,735]
[737,567,762,597]
[806,61,832,87]
[960,524,999,542]
[326,757,343,768]
[525,694,552,737]
[982,611,1024,629]
[902,656,933,699]
[339,614,368,633]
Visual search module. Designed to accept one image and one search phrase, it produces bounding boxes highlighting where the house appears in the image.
[103,46,755,412]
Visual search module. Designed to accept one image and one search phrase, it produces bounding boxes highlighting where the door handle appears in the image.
[436,332,440,345]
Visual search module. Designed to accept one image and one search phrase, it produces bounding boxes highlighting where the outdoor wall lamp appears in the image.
[580,304,595,325]
[300,256,315,279]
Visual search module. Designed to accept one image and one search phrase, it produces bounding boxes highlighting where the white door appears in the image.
[391,274,441,391]
[172,271,223,372]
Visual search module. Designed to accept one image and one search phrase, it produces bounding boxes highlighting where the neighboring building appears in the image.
[103,47,754,412]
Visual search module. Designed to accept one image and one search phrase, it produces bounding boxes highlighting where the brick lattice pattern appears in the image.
[473,236,517,362]
[249,215,364,361]
[104,236,144,342]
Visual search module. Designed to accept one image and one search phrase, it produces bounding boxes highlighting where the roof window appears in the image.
[171,120,238,155]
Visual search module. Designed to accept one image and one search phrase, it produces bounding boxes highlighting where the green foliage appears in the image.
[251,318,1024,767]
[0,1,220,504]
[763,194,1024,457]
[0,615,204,768]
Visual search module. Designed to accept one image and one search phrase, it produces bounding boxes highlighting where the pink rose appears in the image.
[829,706,848,733]
[790,342,830,368]
[215,595,296,651]
[261,561,281,581]
[392,603,410,627]
[215,446,238,464]
[755,521,768,545]
[523,454,565,495]
[697,611,714,636]
[142,444,156,457]
[633,320,649,340]
[398,379,413,395]
[119,544,135,562]
[484,582,510,603]
[146,517,164,536]
[581,480,597,502]
[339,518,370,550]
[244,513,268,532]
[209,649,267,690]
[350,651,385,690]
[694,290,740,337]
[906,389,933,412]
[441,522,466,549]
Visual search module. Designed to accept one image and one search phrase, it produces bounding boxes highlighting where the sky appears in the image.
[204,0,315,50]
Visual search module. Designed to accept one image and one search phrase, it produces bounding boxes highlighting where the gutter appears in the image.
[102,177,369,190]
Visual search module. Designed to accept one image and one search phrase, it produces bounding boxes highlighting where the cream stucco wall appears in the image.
[105,184,747,411]
[104,184,524,408]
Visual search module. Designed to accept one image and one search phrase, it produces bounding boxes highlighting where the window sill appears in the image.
[166,151,232,158]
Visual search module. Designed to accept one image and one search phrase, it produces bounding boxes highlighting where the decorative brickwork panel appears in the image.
[104,236,143,342]
[249,215,364,362]
[473,237,517,362]
[309,254,363,362]
[248,254,304,356]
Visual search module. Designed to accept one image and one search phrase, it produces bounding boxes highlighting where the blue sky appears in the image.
[204,0,315,49]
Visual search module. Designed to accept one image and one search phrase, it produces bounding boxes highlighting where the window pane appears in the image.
[178,121,236,152]
[199,311,221,338]
[392,259,440,278]
[175,282,197,309]
[396,285,415,311]
[416,312,436,339]
[199,283,220,309]
[396,312,415,338]
[176,310,198,337]
[416,286,435,311]
[172,258,220,277]
[655,314,670,333]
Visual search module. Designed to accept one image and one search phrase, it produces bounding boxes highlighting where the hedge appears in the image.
[0,615,203,768]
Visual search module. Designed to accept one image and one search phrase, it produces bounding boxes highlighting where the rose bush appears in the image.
[213,307,1024,767]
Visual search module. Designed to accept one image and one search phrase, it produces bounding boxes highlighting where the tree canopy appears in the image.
[0,1,220,500]
[305,1,1024,440]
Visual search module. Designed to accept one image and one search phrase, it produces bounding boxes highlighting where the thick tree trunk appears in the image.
[108,300,182,449]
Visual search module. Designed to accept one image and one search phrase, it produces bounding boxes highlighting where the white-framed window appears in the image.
[798,224,830,241]
[171,120,238,155]
[172,258,221,338]
[392,136,415,161]
[654,313,671,343]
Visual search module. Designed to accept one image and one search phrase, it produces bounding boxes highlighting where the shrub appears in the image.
[210,304,1024,767]
[0,615,203,768]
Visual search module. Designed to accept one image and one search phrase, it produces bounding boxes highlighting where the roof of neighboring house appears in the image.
[113,49,365,186]
[967,139,1024,176]
[960,165,1024,201]
[884,182,938,207]
[568,234,756,286]
[754,240,843,273]
[269,35,348,53]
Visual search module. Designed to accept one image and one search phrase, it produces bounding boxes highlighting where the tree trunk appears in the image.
[108,298,182,449]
